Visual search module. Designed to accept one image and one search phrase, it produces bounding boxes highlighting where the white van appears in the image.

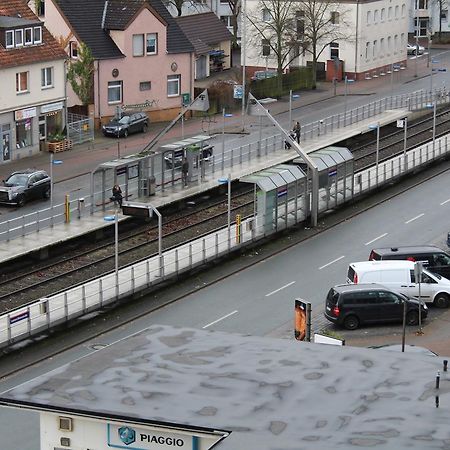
[347,260,450,308]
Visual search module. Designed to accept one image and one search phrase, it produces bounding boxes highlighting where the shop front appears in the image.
[39,101,65,147]
[0,122,12,163]
[14,106,39,159]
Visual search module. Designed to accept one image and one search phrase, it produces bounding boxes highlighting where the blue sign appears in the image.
[329,169,337,177]
[118,427,136,446]
[234,85,243,99]
[277,187,287,198]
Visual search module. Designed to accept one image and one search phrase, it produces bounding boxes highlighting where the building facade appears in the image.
[0,1,66,163]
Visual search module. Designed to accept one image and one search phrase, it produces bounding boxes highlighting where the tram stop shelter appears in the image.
[294,146,354,212]
[240,164,306,234]
[91,154,154,212]
[159,135,213,186]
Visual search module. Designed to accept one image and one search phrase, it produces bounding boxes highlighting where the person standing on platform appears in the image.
[181,157,189,187]
[293,121,301,144]
[112,184,123,208]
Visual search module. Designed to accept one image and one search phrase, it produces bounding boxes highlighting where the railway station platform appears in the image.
[0,108,411,265]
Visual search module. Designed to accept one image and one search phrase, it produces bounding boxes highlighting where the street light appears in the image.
[218,175,231,249]
[104,211,120,298]
[50,153,63,227]
[368,123,380,185]
[289,90,300,129]
[344,76,355,124]
[426,101,437,155]
[222,110,233,171]
[397,117,408,171]
[241,0,247,131]
[390,64,400,98]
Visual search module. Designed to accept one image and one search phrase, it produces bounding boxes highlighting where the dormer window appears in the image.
[25,27,33,45]
[33,26,42,44]
[69,41,78,59]
[15,29,23,47]
[5,30,13,48]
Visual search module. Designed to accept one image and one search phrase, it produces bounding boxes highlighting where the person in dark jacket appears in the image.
[293,121,301,144]
[181,157,189,186]
[112,184,123,207]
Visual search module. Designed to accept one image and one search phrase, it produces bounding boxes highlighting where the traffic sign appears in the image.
[233,85,243,99]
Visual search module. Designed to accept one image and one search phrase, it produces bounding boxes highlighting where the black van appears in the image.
[324,283,427,330]
[369,246,450,279]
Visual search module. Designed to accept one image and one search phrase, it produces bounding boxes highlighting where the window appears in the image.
[388,7,392,20]
[140,81,151,91]
[296,19,305,38]
[33,26,42,44]
[367,10,372,24]
[108,80,122,103]
[5,30,14,48]
[381,8,385,21]
[167,74,180,97]
[16,119,32,148]
[262,39,270,56]
[146,33,157,55]
[416,0,428,9]
[41,67,53,88]
[15,29,23,47]
[330,42,339,59]
[262,8,271,22]
[395,5,399,18]
[378,291,400,304]
[387,36,392,54]
[374,9,378,23]
[69,41,78,59]
[394,34,398,53]
[220,16,232,27]
[380,37,385,56]
[365,41,370,59]
[24,28,33,45]
[133,34,144,56]
[373,40,377,58]
[16,71,29,93]
[37,0,45,16]
[402,3,406,16]
[331,11,339,24]
[401,33,405,47]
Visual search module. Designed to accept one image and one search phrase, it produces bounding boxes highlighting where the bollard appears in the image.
[444,360,448,372]
[78,198,85,219]
[436,371,440,389]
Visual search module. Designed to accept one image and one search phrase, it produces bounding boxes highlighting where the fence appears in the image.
[0,128,449,349]
[67,113,94,145]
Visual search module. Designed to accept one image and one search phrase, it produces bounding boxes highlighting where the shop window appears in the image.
[25,28,33,45]
[108,80,123,103]
[6,30,13,48]
[140,81,151,91]
[15,29,23,47]
[41,67,53,89]
[133,34,144,56]
[167,74,180,97]
[16,119,32,148]
[69,41,78,59]
[146,33,157,55]
[34,26,42,44]
[16,72,29,94]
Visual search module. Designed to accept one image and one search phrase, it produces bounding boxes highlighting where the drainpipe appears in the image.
[64,59,68,134]
[97,60,101,125]
[354,0,359,77]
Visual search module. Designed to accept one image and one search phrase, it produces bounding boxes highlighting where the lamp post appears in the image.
[344,76,355,124]
[115,205,119,297]
[222,110,233,170]
[391,64,400,98]
[403,116,408,169]
[426,101,437,155]
[369,123,380,185]
[241,0,247,131]
[288,91,300,130]
[414,20,419,78]
[50,154,63,227]
[218,175,232,249]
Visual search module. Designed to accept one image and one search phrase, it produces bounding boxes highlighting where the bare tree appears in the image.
[432,0,447,41]
[296,0,352,87]
[167,0,185,16]
[228,0,241,48]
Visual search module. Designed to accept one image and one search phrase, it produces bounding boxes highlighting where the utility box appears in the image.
[147,176,156,196]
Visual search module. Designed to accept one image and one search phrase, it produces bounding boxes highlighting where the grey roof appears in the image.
[175,12,233,51]
[54,0,192,59]
[104,0,193,54]
[54,0,123,59]
[1,324,449,450]
[0,16,40,28]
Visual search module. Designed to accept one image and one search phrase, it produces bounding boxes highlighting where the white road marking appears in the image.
[319,255,345,270]
[203,310,238,329]
[405,213,424,224]
[365,233,388,246]
[265,281,296,297]
[440,198,450,205]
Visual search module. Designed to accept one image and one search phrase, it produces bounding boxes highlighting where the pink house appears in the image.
[30,0,194,127]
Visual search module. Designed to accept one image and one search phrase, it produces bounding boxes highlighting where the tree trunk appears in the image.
[312,50,317,89]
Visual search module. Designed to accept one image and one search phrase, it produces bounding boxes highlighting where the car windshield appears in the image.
[119,116,130,124]
[5,174,28,186]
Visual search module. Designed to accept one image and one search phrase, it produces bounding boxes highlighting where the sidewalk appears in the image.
[0,49,442,184]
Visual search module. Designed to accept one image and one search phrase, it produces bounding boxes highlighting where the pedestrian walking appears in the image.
[181,157,189,186]
[112,184,123,208]
[293,121,301,144]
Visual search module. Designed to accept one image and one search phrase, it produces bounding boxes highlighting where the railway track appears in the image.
[0,189,254,314]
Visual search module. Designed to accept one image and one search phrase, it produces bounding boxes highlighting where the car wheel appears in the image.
[434,293,450,308]
[43,186,51,199]
[142,123,148,133]
[343,315,359,330]
[406,310,419,326]
[123,129,129,138]
[17,195,26,207]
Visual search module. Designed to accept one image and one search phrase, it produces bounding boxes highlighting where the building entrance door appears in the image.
[39,115,46,152]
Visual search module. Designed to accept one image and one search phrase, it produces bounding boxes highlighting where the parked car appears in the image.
[407,43,425,55]
[0,169,51,207]
[347,260,450,308]
[251,70,278,81]
[102,112,149,137]
[324,283,427,330]
[369,245,450,279]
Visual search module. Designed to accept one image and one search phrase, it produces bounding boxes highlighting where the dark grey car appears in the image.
[102,112,149,138]
[0,169,51,207]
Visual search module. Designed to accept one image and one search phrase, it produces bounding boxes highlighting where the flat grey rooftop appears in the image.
[1,324,449,449]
